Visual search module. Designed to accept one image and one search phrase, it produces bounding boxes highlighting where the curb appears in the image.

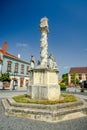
[2,97,87,122]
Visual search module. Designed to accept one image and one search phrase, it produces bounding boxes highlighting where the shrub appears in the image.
[59,82,67,91]
[0,73,11,82]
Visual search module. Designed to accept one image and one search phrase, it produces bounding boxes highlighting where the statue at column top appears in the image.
[40,17,48,28]
[40,17,49,33]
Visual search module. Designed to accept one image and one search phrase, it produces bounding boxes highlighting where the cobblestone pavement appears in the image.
[0,93,87,130]
[0,89,26,98]
[0,89,87,130]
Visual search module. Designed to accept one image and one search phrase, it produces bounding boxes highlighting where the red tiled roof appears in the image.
[0,49,3,53]
[0,49,30,64]
[69,67,87,74]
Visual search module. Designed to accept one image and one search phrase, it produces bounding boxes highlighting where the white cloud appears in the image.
[63,66,69,69]
[16,43,28,47]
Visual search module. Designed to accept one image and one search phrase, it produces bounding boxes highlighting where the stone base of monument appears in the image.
[27,85,60,101]
[27,68,60,101]
[2,97,87,122]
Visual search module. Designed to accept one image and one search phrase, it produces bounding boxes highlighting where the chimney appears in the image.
[18,54,20,58]
[3,41,7,54]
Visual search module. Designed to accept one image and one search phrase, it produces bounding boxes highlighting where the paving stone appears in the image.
[0,101,87,130]
[0,90,87,130]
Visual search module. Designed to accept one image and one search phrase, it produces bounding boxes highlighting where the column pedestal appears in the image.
[27,68,60,101]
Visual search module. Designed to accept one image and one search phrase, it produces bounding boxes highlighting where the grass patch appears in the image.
[13,93,77,105]
[60,93,77,103]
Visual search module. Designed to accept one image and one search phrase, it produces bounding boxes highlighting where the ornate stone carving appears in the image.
[37,60,41,68]
[40,17,49,68]
[48,53,58,69]
[48,53,54,69]
[27,17,60,101]
[30,55,35,69]
[40,17,49,33]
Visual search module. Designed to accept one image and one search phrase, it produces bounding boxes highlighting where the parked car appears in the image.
[84,80,87,89]
[79,80,87,89]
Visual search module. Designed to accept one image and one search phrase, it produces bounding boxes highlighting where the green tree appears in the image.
[71,73,79,87]
[0,72,11,82]
[62,73,68,85]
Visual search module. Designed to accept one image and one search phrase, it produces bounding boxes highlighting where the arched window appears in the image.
[7,61,12,72]
[85,74,87,80]
[14,63,18,73]
[26,66,29,74]
[79,74,82,80]
[21,64,24,74]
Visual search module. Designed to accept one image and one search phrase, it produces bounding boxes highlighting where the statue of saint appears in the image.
[40,17,49,33]
[48,53,58,69]
[37,60,40,66]
[40,17,48,28]
[48,53,54,69]
[30,55,35,69]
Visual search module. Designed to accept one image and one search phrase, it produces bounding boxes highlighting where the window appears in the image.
[14,63,18,73]
[21,64,24,74]
[85,74,87,80]
[26,66,29,74]
[79,74,82,80]
[7,61,12,72]
[71,74,73,80]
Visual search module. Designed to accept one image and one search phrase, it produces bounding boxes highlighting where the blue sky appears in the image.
[0,0,87,77]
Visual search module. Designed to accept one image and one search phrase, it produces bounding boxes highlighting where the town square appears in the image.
[0,0,87,130]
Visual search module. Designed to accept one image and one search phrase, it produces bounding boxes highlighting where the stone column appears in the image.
[40,17,49,68]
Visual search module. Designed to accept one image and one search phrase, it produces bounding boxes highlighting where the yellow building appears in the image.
[68,67,87,85]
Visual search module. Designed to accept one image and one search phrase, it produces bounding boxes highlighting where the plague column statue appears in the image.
[27,17,60,101]
[40,17,49,68]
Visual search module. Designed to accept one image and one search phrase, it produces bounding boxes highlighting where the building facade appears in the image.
[0,42,30,90]
[68,67,87,85]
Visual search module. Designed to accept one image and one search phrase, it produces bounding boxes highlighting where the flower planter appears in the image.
[3,81,10,89]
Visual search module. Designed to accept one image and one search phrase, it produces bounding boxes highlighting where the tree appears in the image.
[62,73,68,85]
[71,73,79,87]
[0,73,11,89]
[0,73,11,82]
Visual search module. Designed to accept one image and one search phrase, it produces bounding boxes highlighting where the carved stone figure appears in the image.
[40,17,48,28]
[48,53,58,69]
[30,55,35,69]
[48,53,54,69]
[37,60,40,66]
[36,60,41,68]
